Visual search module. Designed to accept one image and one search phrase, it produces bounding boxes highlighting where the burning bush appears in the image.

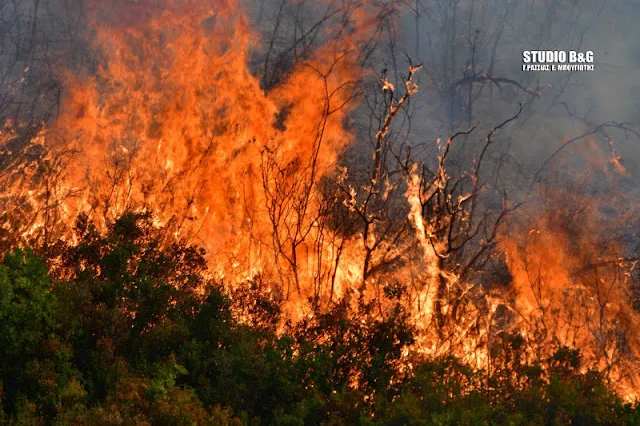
[0,212,636,424]
[1,0,640,421]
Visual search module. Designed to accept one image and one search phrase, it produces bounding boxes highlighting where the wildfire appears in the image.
[50,0,365,308]
[1,0,640,402]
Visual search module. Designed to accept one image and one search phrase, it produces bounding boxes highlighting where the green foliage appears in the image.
[0,248,80,421]
[0,213,636,424]
[0,248,55,359]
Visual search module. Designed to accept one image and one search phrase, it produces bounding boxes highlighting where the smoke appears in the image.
[390,0,640,180]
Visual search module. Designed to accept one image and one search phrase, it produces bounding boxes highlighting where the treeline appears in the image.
[0,212,636,425]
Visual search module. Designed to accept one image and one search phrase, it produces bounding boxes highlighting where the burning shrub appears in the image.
[0,212,635,423]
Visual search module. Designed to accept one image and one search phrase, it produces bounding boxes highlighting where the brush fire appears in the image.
[0,0,639,423]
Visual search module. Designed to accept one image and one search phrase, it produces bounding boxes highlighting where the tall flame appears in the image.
[47,0,369,310]
[1,0,640,402]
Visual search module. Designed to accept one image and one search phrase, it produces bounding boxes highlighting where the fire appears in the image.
[502,189,640,400]
[46,0,366,311]
[1,0,640,402]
